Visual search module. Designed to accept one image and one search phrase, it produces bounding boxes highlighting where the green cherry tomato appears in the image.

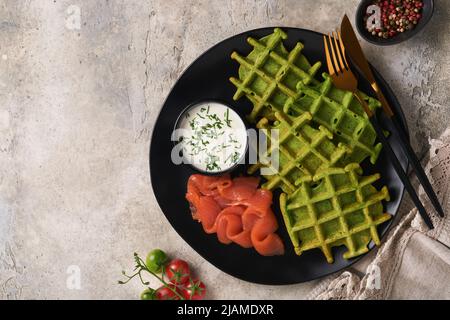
[140,288,156,300]
[146,249,168,273]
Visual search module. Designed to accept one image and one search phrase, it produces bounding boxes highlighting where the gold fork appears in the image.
[323,32,434,229]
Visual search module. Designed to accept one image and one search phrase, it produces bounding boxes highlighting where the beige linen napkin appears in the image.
[309,129,450,300]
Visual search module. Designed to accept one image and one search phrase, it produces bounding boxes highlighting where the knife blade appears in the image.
[340,14,393,117]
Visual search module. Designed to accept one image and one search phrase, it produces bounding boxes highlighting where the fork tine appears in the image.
[323,35,335,76]
[332,31,347,71]
[328,33,341,74]
[337,31,350,69]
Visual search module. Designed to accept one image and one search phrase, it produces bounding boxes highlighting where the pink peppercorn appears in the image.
[365,0,424,39]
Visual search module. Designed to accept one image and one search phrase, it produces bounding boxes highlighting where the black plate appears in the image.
[150,28,408,285]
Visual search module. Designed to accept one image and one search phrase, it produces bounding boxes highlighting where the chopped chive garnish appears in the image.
[180,104,244,172]
[225,108,232,128]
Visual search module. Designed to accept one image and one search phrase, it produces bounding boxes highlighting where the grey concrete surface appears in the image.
[0,0,448,299]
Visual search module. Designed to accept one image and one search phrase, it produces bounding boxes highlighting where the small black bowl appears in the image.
[356,0,434,45]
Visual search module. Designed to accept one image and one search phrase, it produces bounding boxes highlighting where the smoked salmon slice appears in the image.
[186,174,284,256]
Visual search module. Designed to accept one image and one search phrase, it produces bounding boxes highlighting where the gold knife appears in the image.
[340,14,393,117]
[340,14,445,218]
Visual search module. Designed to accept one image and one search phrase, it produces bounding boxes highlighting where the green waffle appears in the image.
[248,111,350,194]
[279,163,391,263]
[288,75,382,164]
[230,28,321,122]
[230,28,382,164]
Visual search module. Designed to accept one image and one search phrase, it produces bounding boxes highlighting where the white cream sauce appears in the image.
[177,102,247,173]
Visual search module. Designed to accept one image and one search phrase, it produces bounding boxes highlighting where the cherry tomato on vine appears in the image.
[154,285,181,300]
[181,279,206,300]
[146,249,168,273]
[164,259,191,285]
[140,288,156,300]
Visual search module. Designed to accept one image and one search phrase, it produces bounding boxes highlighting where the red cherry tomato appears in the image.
[154,285,181,300]
[164,259,191,285]
[181,279,206,300]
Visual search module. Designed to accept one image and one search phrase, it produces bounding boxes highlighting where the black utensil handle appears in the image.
[390,116,445,218]
[371,115,434,229]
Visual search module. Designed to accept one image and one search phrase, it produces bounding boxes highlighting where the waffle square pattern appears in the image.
[230,28,382,164]
[280,163,391,263]
[248,111,350,194]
